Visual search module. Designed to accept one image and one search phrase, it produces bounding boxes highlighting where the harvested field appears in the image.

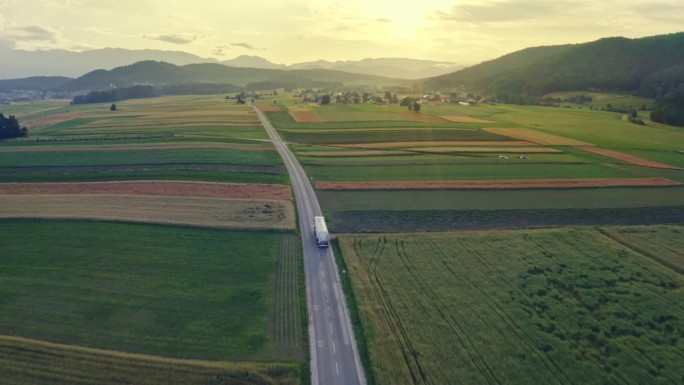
[484,127,593,145]
[256,103,282,112]
[316,177,681,190]
[289,111,322,123]
[333,141,534,148]
[0,143,275,153]
[396,112,451,123]
[0,181,292,200]
[0,194,295,230]
[407,146,561,153]
[441,115,495,123]
[575,145,680,169]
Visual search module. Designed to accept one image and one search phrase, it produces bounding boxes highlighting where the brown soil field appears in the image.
[256,103,282,112]
[333,141,534,149]
[575,146,681,170]
[0,194,295,230]
[440,115,495,123]
[316,177,681,190]
[0,181,292,200]
[289,111,322,123]
[407,146,561,153]
[484,127,593,145]
[397,112,451,123]
[299,150,408,157]
[0,143,275,153]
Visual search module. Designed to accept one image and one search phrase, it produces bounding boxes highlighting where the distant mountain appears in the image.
[424,32,684,98]
[38,60,408,92]
[290,58,463,79]
[0,47,218,79]
[0,76,72,92]
[221,55,287,70]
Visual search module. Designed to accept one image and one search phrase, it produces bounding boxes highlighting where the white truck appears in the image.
[313,216,329,248]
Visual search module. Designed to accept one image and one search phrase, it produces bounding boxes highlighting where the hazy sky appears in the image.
[0,0,682,65]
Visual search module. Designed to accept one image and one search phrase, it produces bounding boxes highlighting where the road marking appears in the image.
[333,341,336,355]
[323,282,327,291]
[330,322,333,333]
[336,362,339,375]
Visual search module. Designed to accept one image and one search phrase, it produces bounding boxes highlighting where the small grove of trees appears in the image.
[0,113,28,140]
[650,84,684,127]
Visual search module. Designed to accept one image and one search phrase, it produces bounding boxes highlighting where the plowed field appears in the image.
[441,115,495,123]
[316,177,680,190]
[407,147,560,153]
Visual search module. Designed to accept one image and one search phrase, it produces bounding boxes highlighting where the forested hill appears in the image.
[2,61,408,92]
[424,32,684,98]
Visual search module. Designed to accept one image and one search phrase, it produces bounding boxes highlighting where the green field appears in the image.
[337,226,684,385]
[0,220,305,383]
[0,96,289,184]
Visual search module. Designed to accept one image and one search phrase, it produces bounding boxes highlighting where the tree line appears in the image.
[71,83,241,105]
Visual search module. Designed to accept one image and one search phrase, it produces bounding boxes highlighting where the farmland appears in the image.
[337,226,684,385]
[0,95,305,384]
[261,96,683,232]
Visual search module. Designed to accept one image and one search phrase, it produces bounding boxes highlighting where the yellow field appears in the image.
[484,127,593,145]
[300,150,408,157]
[0,195,295,230]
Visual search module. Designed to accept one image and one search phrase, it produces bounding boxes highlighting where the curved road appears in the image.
[254,106,366,385]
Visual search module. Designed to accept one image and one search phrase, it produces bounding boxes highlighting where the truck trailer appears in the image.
[313,216,329,247]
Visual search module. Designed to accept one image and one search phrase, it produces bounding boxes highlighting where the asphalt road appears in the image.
[254,106,366,385]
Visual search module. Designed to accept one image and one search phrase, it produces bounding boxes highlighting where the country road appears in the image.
[253,106,366,385]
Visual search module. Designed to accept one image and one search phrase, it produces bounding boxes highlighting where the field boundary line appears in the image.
[596,227,684,275]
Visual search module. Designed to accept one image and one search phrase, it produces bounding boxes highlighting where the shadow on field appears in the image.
[333,206,684,233]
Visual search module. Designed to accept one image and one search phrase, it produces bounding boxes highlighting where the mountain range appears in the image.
[0,45,462,80]
[423,32,684,99]
[2,32,682,102]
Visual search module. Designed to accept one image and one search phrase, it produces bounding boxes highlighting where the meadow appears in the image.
[337,225,684,385]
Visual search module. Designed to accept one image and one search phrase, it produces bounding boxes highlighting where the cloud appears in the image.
[430,0,571,24]
[231,42,262,50]
[5,25,60,42]
[143,33,199,45]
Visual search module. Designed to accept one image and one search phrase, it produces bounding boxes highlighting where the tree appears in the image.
[110,103,117,111]
[400,96,414,107]
[413,101,421,112]
[320,94,331,105]
[0,113,28,140]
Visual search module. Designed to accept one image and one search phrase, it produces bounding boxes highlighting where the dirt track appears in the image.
[0,181,292,200]
[289,111,322,123]
[316,178,681,190]
[575,146,680,170]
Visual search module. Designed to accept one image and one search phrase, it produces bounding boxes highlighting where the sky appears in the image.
[0,0,683,65]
